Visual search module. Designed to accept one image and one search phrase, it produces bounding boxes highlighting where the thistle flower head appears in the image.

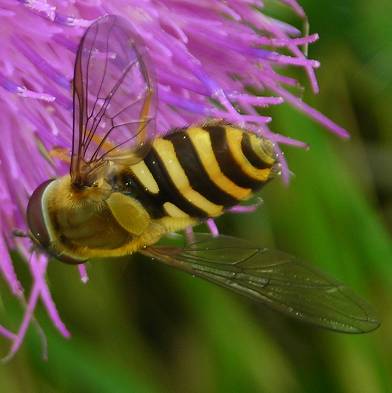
[0,0,348,359]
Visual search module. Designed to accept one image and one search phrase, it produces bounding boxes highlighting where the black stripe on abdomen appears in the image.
[165,131,239,207]
[241,133,271,169]
[144,148,209,218]
[203,125,265,189]
[107,171,166,219]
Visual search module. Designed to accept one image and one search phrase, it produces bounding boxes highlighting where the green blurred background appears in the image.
[1,1,392,392]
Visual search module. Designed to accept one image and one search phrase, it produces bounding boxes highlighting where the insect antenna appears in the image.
[12,229,29,238]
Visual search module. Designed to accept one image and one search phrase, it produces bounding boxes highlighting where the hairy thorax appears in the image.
[42,175,196,260]
[44,176,130,254]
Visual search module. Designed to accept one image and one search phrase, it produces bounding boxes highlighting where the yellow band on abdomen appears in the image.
[153,138,224,217]
[187,127,252,200]
[226,127,271,182]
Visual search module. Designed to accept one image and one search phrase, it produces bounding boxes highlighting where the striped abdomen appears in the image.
[109,124,278,220]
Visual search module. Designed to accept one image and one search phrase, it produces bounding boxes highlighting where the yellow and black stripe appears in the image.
[108,124,277,220]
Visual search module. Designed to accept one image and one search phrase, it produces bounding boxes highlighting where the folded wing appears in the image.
[143,233,380,333]
[72,15,156,186]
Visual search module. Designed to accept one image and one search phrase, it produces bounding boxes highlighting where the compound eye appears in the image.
[26,179,54,249]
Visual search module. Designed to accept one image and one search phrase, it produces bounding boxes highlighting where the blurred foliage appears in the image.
[1,1,392,392]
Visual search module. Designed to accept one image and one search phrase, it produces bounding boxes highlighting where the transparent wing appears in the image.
[142,233,380,333]
[72,14,156,186]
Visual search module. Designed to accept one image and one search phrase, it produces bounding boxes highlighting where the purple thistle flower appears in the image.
[0,0,348,359]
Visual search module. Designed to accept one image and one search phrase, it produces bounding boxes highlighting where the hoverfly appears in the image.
[26,15,379,333]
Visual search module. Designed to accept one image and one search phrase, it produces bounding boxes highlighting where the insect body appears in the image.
[26,15,379,333]
[28,124,276,261]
